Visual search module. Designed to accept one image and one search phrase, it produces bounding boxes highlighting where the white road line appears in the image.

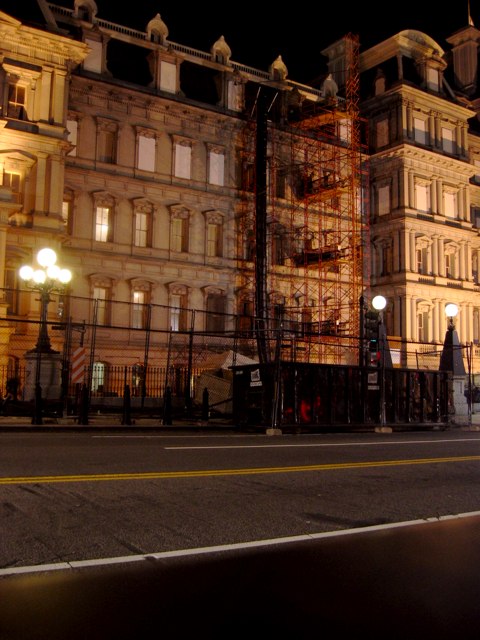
[2,510,480,577]
[164,438,480,450]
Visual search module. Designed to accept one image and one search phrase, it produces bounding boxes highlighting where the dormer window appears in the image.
[426,66,440,91]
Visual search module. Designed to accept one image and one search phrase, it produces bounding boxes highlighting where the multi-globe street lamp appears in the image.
[19,248,72,424]
[19,248,72,353]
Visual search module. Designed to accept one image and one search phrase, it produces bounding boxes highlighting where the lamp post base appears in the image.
[24,351,63,402]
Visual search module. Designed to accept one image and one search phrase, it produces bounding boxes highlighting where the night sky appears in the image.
[1,0,475,84]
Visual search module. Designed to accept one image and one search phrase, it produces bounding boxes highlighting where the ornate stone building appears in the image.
[1,0,480,396]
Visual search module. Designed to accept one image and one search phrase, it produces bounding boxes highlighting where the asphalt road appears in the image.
[1,429,480,638]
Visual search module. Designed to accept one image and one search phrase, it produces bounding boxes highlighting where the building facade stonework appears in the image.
[1,1,480,393]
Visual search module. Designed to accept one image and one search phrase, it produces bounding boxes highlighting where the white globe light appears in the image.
[19,265,34,281]
[37,248,57,268]
[445,303,458,318]
[58,268,72,284]
[46,264,60,280]
[33,269,46,284]
[372,295,387,311]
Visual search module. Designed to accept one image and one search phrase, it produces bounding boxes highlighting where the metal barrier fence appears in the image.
[0,288,475,422]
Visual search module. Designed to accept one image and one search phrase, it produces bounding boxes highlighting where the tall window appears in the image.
[4,266,19,316]
[241,161,255,192]
[413,117,427,144]
[416,247,428,274]
[170,291,187,331]
[95,206,112,242]
[160,61,177,93]
[415,183,430,212]
[378,185,390,215]
[474,309,480,344]
[238,299,254,334]
[66,119,78,157]
[417,310,429,343]
[445,252,456,278]
[7,84,26,119]
[132,290,147,329]
[91,362,106,393]
[426,67,439,91]
[205,212,223,258]
[376,118,389,149]
[382,244,393,276]
[2,171,21,202]
[208,148,225,186]
[174,141,192,179]
[93,287,109,326]
[441,127,455,154]
[206,223,221,257]
[83,39,103,73]
[171,208,189,252]
[135,211,149,247]
[62,198,73,234]
[137,133,156,172]
[443,190,458,218]
[206,292,226,332]
[96,120,117,164]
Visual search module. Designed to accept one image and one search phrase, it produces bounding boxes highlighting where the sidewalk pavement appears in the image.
[0,413,237,431]
[0,413,479,431]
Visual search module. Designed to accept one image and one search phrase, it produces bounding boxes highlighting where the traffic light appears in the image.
[364,309,380,356]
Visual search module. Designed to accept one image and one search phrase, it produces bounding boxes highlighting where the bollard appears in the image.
[122,384,132,425]
[163,386,172,425]
[32,382,43,425]
[78,383,89,425]
[201,387,209,422]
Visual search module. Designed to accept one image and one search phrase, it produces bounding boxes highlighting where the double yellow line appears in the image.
[1,455,479,485]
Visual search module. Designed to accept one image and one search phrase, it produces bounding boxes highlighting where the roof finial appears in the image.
[468,0,475,26]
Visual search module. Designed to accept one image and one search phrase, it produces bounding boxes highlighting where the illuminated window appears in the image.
[170,208,189,252]
[7,84,26,119]
[416,247,428,274]
[2,171,21,198]
[132,290,148,329]
[134,212,147,247]
[91,362,106,393]
[205,213,223,258]
[206,223,221,257]
[62,197,73,234]
[170,292,187,331]
[417,310,429,343]
[93,287,110,326]
[95,206,112,242]
[4,266,19,316]
[445,252,457,278]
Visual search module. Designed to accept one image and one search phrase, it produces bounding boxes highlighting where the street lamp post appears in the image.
[19,248,72,423]
[439,302,470,425]
[372,295,388,429]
